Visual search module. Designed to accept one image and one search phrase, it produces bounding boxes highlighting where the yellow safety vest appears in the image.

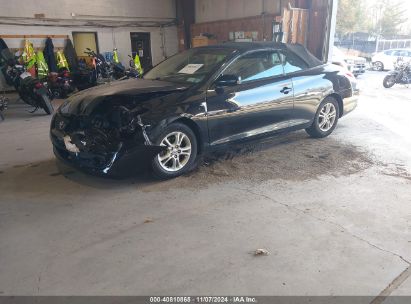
[134,54,143,76]
[36,51,49,79]
[56,51,69,71]
[113,49,119,64]
[23,39,36,69]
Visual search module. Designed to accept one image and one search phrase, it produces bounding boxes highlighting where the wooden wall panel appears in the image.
[190,0,331,62]
[283,6,309,45]
[191,14,277,44]
[176,0,195,50]
[294,0,311,9]
[307,0,330,61]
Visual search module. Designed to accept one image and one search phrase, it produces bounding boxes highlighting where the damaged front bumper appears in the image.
[50,117,165,177]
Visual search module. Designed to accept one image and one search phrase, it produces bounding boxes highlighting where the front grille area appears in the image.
[52,113,121,155]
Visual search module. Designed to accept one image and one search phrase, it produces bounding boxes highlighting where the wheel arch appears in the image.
[326,93,344,118]
[374,61,384,71]
[169,117,204,155]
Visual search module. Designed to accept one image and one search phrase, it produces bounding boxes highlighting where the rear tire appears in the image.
[306,97,340,139]
[152,123,198,179]
[18,91,31,106]
[40,94,54,115]
[383,75,396,88]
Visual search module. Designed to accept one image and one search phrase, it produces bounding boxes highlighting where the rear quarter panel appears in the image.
[291,64,349,124]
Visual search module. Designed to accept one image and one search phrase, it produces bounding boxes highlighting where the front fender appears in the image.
[141,109,208,152]
[144,114,200,143]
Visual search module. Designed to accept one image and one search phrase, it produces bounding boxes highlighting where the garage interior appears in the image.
[1,0,411,300]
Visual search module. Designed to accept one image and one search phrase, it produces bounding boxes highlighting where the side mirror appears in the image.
[215,74,242,87]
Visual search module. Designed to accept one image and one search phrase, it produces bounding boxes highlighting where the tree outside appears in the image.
[336,0,410,39]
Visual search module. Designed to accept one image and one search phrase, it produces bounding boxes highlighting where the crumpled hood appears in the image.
[59,78,187,116]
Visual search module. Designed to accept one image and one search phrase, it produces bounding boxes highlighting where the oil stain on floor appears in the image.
[140,131,376,192]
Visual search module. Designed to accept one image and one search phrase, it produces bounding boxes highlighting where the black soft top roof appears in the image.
[199,42,323,68]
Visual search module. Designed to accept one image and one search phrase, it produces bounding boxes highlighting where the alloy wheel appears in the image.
[318,103,337,132]
[374,62,383,71]
[157,131,192,172]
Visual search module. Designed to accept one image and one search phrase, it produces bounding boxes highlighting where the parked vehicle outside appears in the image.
[332,46,367,76]
[50,42,359,179]
[383,59,411,88]
[372,49,411,71]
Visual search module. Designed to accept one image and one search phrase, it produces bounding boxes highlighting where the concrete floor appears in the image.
[0,71,410,297]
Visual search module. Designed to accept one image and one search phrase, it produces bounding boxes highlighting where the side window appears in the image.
[281,51,309,74]
[223,51,284,82]
[384,50,393,55]
[392,50,407,57]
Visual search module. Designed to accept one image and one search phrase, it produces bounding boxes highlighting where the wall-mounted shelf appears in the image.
[0,34,69,39]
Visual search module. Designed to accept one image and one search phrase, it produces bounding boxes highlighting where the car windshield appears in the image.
[144,48,235,84]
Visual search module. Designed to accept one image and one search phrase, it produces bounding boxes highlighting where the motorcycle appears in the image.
[1,47,53,115]
[84,48,126,82]
[0,95,7,122]
[4,62,54,115]
[70,49,128,91]
[383,58,411,88]
[124,55,142,79]
[112,62,127,80]
[48,68,76,99]
[71,59,98,91]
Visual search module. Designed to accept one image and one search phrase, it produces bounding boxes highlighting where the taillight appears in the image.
[345,72,355,79]
[63,71,70,77]
[34,82,44,89]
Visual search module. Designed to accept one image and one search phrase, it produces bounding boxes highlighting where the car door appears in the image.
[206,50,295,146]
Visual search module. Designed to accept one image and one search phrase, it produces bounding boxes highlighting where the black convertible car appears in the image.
[50,42,359,179]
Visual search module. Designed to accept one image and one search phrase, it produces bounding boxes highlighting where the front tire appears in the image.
[383,75,396,88]
[40,94,54,115]
[306,97,340,139]
[152,123,198,179]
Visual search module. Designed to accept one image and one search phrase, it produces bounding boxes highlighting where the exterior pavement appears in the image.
[0,71,410,298]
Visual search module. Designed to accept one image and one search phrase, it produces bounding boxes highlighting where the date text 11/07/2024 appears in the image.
[149,297,258,303]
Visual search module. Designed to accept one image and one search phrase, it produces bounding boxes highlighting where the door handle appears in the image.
[280,87,293,95]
